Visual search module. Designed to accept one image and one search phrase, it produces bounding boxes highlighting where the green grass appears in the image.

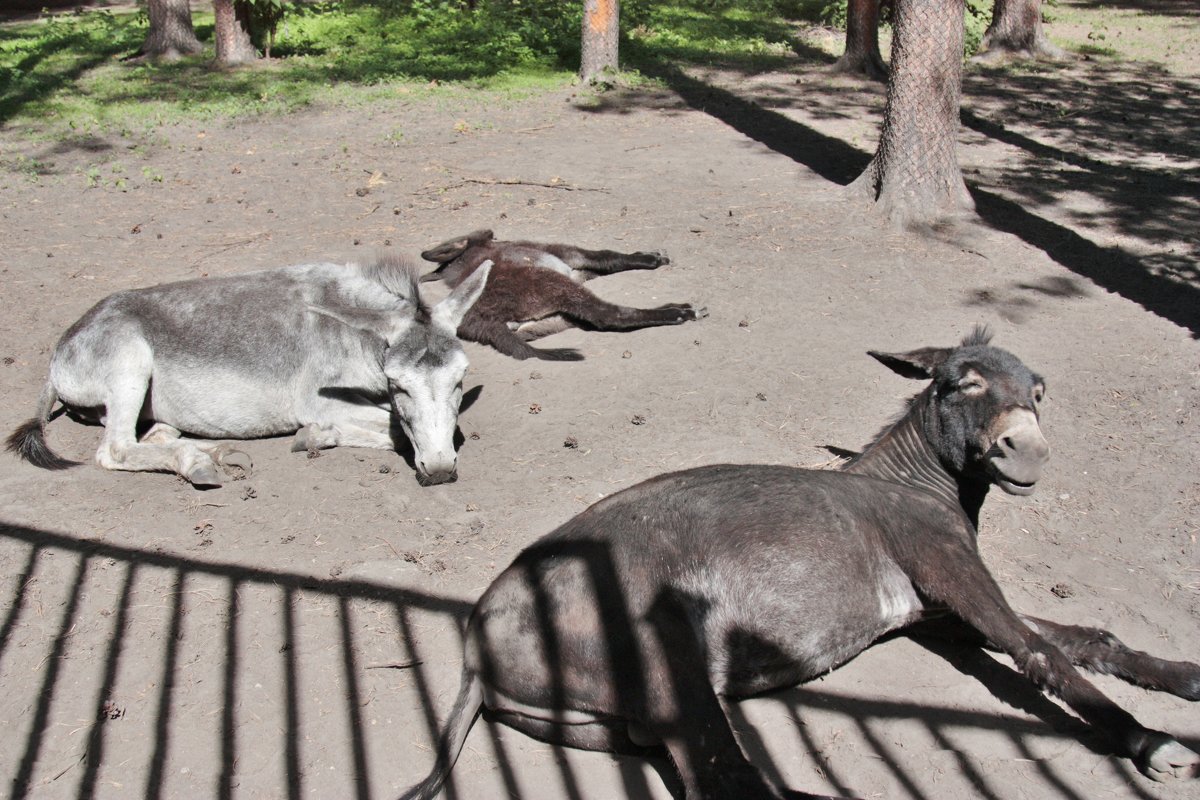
[0,1,827,136]
[624,4,802,70]
[0,3,582,133]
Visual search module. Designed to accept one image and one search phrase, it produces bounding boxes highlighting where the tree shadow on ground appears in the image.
[589,47,1199,336]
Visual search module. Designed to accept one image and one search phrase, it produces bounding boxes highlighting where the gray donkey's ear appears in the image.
[433,260,491,331]
[867,347,953,380]
[308,304,414,346]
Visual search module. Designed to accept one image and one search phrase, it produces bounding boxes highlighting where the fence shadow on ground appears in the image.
[2,521,1191,800]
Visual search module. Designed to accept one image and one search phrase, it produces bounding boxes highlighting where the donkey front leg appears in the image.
[1021,615,1200,701]
[457,315,584,361]
[903,543,1200,781]
[545,244,670,276]
[292,402,396,452]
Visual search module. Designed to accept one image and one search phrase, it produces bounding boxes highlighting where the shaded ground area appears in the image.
[1,12,1198,800]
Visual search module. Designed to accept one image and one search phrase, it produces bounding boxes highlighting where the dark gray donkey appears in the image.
[401,329,1199,799]
[7,257,490,488]
[420,229,706,361]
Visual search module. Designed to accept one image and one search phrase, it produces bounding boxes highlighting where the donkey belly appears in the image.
[713,587,916,697]
[147,367,302,439]
[696,552,924,697]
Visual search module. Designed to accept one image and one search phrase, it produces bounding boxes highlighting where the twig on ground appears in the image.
[365,660,423,670]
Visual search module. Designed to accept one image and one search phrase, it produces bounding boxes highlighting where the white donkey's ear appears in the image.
[308,304,414,345]
[433,260,491,331]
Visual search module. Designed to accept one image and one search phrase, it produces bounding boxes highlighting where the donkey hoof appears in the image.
[691,305,709,320]
[291,427,315,453]
[1139,735,1200,781]
[643,251,670,268]
[186,462,224,488]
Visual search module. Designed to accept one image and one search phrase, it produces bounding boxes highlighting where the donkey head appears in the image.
[310,262,491,486]
[869,327,1049,495]
[385,262,490,485]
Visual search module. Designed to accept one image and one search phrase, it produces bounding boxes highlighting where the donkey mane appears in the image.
[844,394,924,470]
[961,324,993,348]
[361,255,429,316]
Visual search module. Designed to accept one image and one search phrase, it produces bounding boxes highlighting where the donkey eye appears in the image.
[1032,386,1045,404]
[958,379,985,395]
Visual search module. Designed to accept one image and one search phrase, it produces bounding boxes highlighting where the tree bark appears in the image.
[212,0,257,66]
[975,0,1066,63]
[140,0,203,62]
[833,0,887,80]
[848,0,973,227]
[579,0,619,83]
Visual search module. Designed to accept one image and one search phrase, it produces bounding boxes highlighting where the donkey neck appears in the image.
[844,393,988,529]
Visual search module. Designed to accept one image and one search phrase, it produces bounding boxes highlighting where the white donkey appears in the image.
[7,256,490,488]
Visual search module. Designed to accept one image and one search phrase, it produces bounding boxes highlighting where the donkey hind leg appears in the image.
[96,384,226,487]
[292,401,395,453]
[636,594,846,800]
[458,316,583,361]
[1021,615,1200,701]
[898,540,1200,782]
[563,285,706,332]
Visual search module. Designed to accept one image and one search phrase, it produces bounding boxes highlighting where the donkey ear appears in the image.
[308,304,413,346]
[867,347,952,380]
[433,260,491,332]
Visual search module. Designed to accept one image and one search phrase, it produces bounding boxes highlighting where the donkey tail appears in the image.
[6,384,78,470]
[398,666,484,800]
[420,229,495,264]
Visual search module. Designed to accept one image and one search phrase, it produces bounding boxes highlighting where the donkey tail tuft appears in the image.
[398,667,484,800]
[6,385,78,470]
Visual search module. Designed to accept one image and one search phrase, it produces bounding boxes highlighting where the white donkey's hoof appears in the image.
[1140,735,1200,781]
[186,461,224,488]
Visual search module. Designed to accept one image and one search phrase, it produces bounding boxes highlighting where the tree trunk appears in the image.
[212,0,257,66]
[140,0,203,61]
[579,0,619,83]
[848,0,973,227]
[975,0,1066,63]
[833,0,887,80]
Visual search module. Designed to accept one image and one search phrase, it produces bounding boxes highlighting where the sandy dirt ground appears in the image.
[1,14,1198,800]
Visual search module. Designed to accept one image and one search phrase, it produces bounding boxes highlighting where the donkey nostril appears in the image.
[999,436,1015,452]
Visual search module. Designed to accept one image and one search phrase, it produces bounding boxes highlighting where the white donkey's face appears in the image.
[387,261,491,486]
[384,338,469,486]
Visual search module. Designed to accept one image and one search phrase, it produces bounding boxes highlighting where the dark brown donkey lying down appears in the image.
[400,328,1199,800]
[420,229,706,360]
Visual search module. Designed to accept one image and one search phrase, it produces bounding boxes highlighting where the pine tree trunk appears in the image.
[579,0,619,83]
[141,0,203,61]
[848,0,973,227]
[975,0,1066,62]
[833,0,887,80]
[213,0,257,66]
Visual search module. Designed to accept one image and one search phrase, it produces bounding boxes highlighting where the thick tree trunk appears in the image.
[833,0,887,80]
[140,0,203,61]
[579,0,619,83]
[212,0,257,66]
[848,0,973,227]
[975,0,1066,62]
